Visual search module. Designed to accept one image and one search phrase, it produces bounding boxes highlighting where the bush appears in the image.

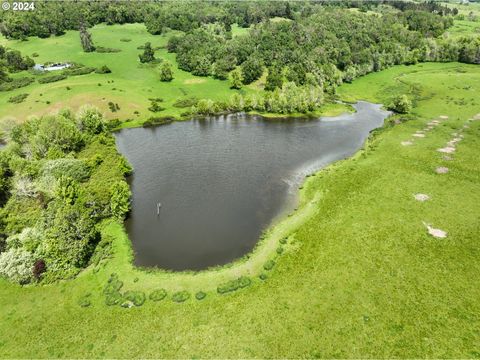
[110,181,131,220]
[276,246,284,255]
[259,273,267,280]
[0,248,35,284]
[148,101,165,113]
[95,65,111,74]
[78,294,91,307]
[263,260,275,271]
[120,38,131,42]
[279,238,287,245]
[118,156,133,176]
[172,290,190,303]
[32,52,39,57]
[0,77,34,91]
[38,74,67,84]
[104,273,124,306]
[195,291,206,300]
[96,47,121,53]
[64,67,95,76]
[42,159,91,182]
[149,289,167,301]
[173,97,198,108]
[122,291,146,307]
[159,61,174,82]
[108,102,120,112]
[388,94,412,114]
[8,93,29,103]
[217,276,252,294]
[106,118,122,130]
[76,105,106,135]
[142,117,174,127]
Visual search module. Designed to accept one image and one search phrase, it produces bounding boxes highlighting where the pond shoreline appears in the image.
[114,101,390,273]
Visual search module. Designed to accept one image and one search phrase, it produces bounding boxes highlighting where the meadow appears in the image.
[0,23,257,126]
[0,60,479,358]
[0,23,347,129]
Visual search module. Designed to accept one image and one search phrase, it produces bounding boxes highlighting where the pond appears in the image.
[115,101,390,271]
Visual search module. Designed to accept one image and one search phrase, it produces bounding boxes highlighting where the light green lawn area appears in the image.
[0,61,479,358]
[441,1,480,37]
[446,19,480,37]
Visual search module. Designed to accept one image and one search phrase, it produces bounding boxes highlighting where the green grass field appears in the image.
[0,23,347,128]
[0,23,260,126]
[0,60,479,357]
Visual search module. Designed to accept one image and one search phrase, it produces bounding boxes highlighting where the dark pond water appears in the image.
[115,101,390,271]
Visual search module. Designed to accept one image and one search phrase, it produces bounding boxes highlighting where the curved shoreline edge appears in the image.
[98,103,391,293]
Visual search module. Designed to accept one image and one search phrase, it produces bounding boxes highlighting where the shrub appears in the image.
[76,105,106,135]
[259,273,267,280]
[195,291,206,300]
[104,273,124,306]
[217,276,252,294]
[95,65,111,74]
[263,260,275,271]
[148,101,165,113]
[38,74,67,84]
[172,291,190,303]
[105,292,123,306]
[96,47,121,53]
[276,246,284,255]
[149,289,167,302]
[388,94,412,114]
[0,248,35,284]
[142,117,174,128]
[110,181,131,220]
[78,294,91,307]
[64,67,95,76]
[0,77,34,91]
[120,38,131,42]
[106,118,122,130]
[159,61,174,82]
[173,97,198,108]
[32,52,39,57]
[118,156,133,176]
[279,238,287,245]
[7,93,29,103]
[42,159,91,182]
[123,291,146,307]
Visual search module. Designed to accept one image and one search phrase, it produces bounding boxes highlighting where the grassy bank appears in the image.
[1,61,480,358]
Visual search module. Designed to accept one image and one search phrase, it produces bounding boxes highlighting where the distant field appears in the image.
[1,61,479,358]
[0,23,347,128]
[0,23,258,126]
[442,1,480,37]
